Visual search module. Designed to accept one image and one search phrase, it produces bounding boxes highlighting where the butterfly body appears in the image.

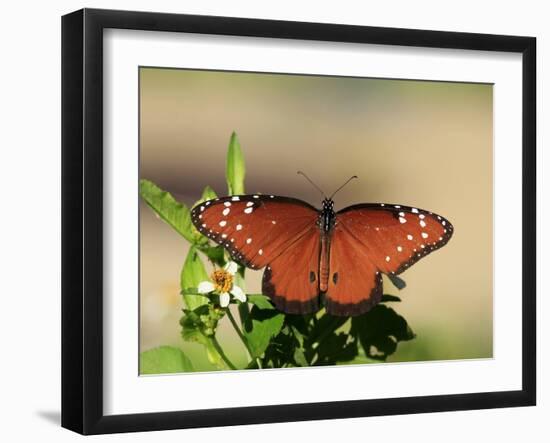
[318,198,337,232]
[191,194,453,316]
[317,198,337,292]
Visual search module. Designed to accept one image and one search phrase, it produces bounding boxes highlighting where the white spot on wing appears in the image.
[236,224,242,231]
[246,238,252,244]
[200,206,205,212]
[385,256,390,262]
[271,220,276,224]
[244,207,253,214]
[258,249,263,255]
[394,205,401,208]
[222,208,230,216]
[421,232,428,239]
[246,201,254,207]
[219,221,227,227]
[407,234,413,240]
[397,246,403,252]
[420,220,427,228]
[399,217,407,224]
[419,214,426,219]
[231,196,240,201]
[412,208,419,213]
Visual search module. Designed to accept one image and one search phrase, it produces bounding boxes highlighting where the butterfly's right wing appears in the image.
[191,195,322,314]
[325,204,453,316]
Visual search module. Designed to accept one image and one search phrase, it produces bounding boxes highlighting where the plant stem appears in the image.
[226,307,263,369]
[209,334,237,370]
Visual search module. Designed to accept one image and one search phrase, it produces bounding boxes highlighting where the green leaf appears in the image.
[306,314,348,346]
[199,244,226,267]
[243,306,284,359]
[351,305,415,361]
[139,179,195,243]
[140,346,193,374]
[300,313,357,366]
[226,132,246,195]
[200,185,218,203]
[293,347,308,367]
[189,187,227,263]
[314,333,358,365]
[261,325,302,368]
[246,294,275,310]
[238,302,250,328]
[201,185,218,202]
[193,185,218,209]
[380,294,402,303]
[188,186,220,246]
[180,246,209,310]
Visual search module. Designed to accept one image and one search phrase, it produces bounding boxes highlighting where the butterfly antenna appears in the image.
[329,175,358,199]
[297,171,327,198]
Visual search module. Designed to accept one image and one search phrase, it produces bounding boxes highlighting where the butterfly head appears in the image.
[320,198,336,232]
[322,198,335,211]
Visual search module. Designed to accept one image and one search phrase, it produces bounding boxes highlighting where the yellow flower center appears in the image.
[211,269,233,294]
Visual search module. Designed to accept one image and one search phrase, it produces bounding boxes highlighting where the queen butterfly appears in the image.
[191,174,454,316]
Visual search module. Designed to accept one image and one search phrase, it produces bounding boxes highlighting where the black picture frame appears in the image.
[61,8,536,435]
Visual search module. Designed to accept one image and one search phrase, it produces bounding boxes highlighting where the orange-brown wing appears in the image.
[262,226,321,314]
[336,203,453,274]
[191,195,319,270]
[325,203,453,316]
[324,224,383,316]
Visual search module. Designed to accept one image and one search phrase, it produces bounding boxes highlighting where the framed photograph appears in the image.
[61,8,536,435]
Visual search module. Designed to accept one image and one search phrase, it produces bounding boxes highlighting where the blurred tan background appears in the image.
[139,67,493,368]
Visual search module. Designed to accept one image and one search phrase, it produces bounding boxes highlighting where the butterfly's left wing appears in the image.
[191,195,318,269]
[325,204,453,316]
[191,194,322,314]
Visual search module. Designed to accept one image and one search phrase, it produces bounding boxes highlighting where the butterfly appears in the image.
[191,173,454,316]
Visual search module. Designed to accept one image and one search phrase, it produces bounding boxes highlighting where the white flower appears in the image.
[197,261,247,307]
[224,260,238,275]
[197,281,215,294]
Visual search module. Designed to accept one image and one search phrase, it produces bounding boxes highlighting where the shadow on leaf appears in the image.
[351,304,415,361]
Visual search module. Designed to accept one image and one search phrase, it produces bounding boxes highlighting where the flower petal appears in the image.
[230,285,247,303]
[219,292,230,308]
[224,261,238,275]
[197,281,215,294]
